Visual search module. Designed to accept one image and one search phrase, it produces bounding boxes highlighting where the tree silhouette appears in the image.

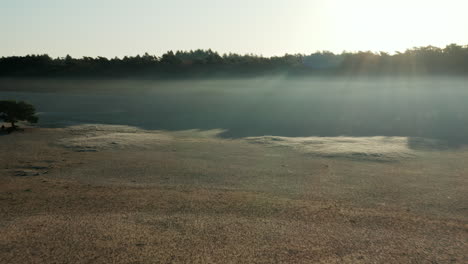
[0,100,39,129]
[0,44,467,78]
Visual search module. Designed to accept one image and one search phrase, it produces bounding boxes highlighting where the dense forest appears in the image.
[1,44,467,78]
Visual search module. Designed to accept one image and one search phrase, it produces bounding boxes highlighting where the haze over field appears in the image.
[1,77,467,148]
[1,1,467,263]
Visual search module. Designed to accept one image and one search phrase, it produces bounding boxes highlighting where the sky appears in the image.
[1,0,467,58]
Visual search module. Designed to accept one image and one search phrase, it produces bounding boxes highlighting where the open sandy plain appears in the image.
[1,124,467,263]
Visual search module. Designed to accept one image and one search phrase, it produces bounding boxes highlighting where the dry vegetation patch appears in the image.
[1,177,466,264]
[1,126,467,263]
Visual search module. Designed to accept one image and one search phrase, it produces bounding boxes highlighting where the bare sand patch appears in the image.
[60,124,425,161]
[245,136,422,161]
[58,124,226,152]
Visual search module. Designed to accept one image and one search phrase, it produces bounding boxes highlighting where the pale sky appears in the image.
[1,0,467,57]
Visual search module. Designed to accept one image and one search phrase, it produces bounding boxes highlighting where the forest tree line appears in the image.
[0,44,467,78]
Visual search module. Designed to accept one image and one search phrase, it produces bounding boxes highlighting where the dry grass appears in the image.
[1,177,466,264]
[1,126,467,263]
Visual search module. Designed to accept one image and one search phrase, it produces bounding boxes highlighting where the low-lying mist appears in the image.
[1,76,467,149]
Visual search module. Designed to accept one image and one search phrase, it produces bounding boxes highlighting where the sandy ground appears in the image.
[0,125,467,263]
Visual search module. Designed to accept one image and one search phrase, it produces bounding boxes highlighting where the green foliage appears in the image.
[0,44,467,78]
[0,100,38,127]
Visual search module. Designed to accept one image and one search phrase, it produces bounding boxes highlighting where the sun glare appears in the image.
[323,0,467,53]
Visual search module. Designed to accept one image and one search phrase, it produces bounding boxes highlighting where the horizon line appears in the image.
[2,43,467,60]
